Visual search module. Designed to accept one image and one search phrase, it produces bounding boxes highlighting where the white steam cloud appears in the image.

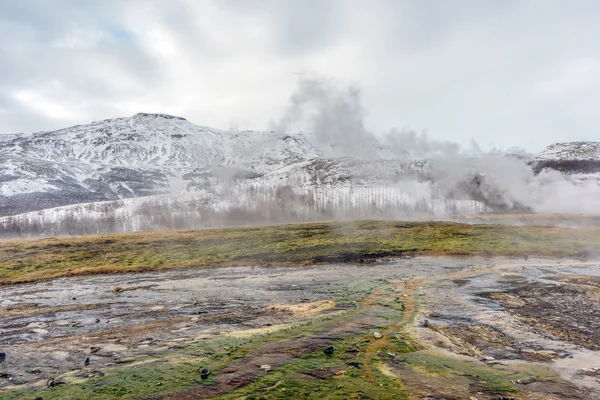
[272,73,600,215]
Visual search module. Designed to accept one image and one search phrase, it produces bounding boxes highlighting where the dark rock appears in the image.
[72,297,76,300]
[46,376,65,388]
[84,357,90,366]
[95,318,100,323]
[323,346,335,355]
[26,369,42,374]
[422,319,430,327]
[200,368,210,378]
[0,352,5,361]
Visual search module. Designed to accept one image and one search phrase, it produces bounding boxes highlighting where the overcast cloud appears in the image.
[0,0,598,151]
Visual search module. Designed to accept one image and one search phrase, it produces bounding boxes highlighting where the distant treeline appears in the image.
[0,185,488,238]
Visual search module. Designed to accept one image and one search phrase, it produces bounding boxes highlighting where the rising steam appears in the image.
[272,73,600,215]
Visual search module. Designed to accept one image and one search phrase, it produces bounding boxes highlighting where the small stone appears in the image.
[95,318,100,324]
[260,364,271,371]
[422,319,430,327]
[200,368,210,378]
[387,351,396,357]
[470,397,479,400]
[46,377,55,387]
[480,356,495,362]
[518,376,536,385]
[84,357,90,366]
[26,369,42,374]
[373,332,382,339]
[72,297,76,300]
[0,352,5,361]
[323,346,335,355]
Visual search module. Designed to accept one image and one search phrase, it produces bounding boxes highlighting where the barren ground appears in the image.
[2,255,600,399]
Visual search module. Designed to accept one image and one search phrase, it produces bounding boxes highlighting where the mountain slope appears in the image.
[536,141,600,161]
[1,116,599,237]
[533,141,600,175]
[0,113,397,215]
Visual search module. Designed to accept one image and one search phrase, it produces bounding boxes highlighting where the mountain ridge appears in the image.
[1,114,599,236]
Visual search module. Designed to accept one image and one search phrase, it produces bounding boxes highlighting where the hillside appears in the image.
[533,141,600,174]
[0,113,406,216]
[0,115,599,237]
[536,141,600,161]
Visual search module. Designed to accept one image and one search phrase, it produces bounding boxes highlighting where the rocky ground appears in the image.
[1,257,599,399]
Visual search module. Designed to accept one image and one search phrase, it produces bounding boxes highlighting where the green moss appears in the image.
[215,338,410,400]
[401,351,528,394]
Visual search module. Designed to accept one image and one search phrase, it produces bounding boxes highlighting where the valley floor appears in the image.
[1,255,600,399]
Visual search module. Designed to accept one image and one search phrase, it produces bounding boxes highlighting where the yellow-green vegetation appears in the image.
[1,220,598,284]
[399,351,528,393]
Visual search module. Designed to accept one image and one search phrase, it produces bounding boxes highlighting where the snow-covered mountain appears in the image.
[532,142,600,176]
[536,141,600,161]
[1,115,599,237]
[0,113,398,216]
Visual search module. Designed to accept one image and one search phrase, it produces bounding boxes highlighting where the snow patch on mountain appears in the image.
[536,142,600,161]
[0,113,374,215]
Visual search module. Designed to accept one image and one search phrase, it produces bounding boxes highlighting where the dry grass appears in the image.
[0,220,598,284]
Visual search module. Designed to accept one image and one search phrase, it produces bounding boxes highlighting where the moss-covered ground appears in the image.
[1,220,598,284]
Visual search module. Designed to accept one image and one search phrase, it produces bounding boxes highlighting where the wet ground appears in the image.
[1,257,600,399]
[417,260,600,399]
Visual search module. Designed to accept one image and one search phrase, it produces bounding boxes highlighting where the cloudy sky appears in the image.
[1,0,598,151]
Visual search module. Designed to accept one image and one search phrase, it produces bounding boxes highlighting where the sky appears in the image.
[0,0,598,152]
